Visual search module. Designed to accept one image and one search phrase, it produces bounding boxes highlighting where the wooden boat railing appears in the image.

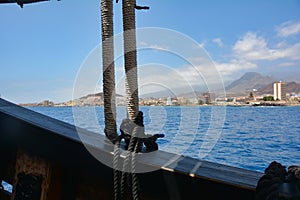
[0,98,263,200]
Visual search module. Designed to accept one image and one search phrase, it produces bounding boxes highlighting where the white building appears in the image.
[166,96,172,106]
[273,81,286,100]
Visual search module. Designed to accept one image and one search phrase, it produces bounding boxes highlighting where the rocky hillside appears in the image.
[79,92,123,100]
[225,72,274,95]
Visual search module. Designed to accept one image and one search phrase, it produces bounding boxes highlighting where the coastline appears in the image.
[19,102,300,107]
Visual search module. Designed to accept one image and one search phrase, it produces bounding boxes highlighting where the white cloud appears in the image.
[278,62,295,67]
[138,41,169,51]
[280,42,300,60]
[116,64,200,96]
[233,32,265,52]
[215,59,257,76]
[232,32,300,61]
[276,20,300,37]
[115,62,227,96]
[212,38,224,47]
[233,32,284,61]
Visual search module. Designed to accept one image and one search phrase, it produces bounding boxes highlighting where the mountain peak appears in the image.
[226,72,274,95]
[242,72,263,79]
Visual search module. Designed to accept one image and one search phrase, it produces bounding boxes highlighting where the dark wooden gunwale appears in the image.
[0,98,262,199]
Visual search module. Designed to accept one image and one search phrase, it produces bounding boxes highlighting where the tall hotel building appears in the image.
[273,81,286,100]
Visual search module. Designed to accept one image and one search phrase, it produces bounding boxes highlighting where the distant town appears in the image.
[18,72,300,107]
[19,81,300,107]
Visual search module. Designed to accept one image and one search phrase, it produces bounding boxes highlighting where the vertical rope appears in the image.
[101,0,118,142]
[120,131,136,199]
[121,0,143,199]
[122,0,140,197]
[101,1,120,199]
[122,0,139,120]
[131,111,144,200]
[131,136,143,200]
[113,139,121,200]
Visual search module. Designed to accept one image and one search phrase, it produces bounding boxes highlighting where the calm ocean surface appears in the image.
[27,105,300,173]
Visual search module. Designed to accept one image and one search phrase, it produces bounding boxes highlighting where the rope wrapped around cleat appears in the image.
[120,111,144,200]
[255,161,300,200]
[118,111,164,200]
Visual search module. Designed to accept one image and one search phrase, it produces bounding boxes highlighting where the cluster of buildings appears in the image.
[219,81,299,106]
[20,81,300,107]
[140,81,300,106]
[140,92,214,106]
[33,93,214,107]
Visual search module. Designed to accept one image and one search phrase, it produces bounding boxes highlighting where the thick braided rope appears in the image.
[122,0,139,121]
[131,136,143,200]
[122,0,141,199]
[120,115,144,199]
[113,139,121,200]
[120,133,136,199]
[101,1,120,200]
[101,0,117,142]
[131,112,144,200]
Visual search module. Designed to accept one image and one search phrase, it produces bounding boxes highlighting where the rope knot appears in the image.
[120,111,145,151]
[120,111,164,152]
[288,166,300,180]
[255,161,300,200]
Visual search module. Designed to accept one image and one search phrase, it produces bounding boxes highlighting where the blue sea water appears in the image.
[27,105,300,173]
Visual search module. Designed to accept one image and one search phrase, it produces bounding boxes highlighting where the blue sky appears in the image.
[0,0,300,103]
